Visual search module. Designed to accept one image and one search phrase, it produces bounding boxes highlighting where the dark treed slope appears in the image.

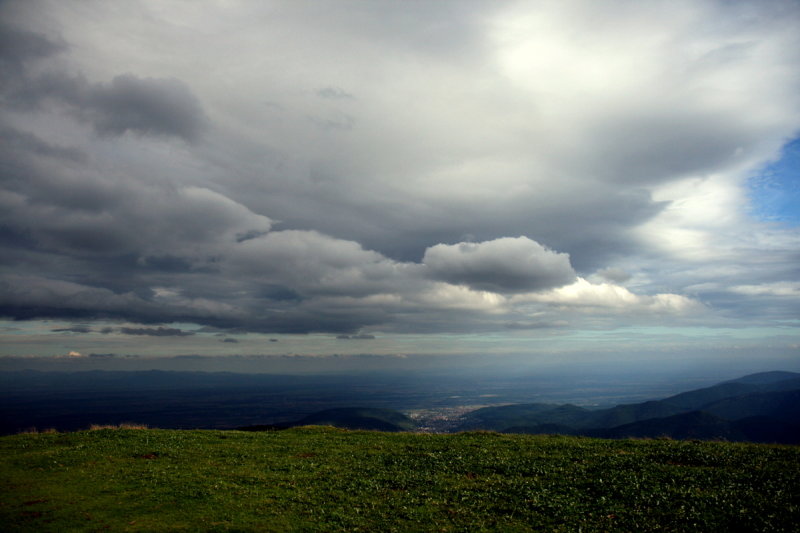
[724,371,800,385]
[587,411,745,441]
[662,377,800,410]
[701,389,800,422]
[456,371,800,443]
[586,411,800,444]
[455,403,590,432]
[290,407,417,432]
[237,407,417,432]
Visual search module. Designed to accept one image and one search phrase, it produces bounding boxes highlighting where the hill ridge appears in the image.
[456,370,800,443]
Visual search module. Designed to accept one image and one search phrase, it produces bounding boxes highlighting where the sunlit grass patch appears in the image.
[88,423,149,430]
[16,427,59,435]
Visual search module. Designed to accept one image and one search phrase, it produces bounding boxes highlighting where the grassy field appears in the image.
[1,427,798,532]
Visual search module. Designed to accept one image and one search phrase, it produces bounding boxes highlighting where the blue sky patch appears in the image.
[748,136,800,225]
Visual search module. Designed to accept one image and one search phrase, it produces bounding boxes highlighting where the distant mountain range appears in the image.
[454,371,800,444]
[4,369,798,442]
[247,371,800,444]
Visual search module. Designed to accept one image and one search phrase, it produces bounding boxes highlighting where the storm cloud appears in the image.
[1,23,204,142]
[20,71,206,141]
[423,237,576,294]
[51,325,92,334]
[78,74,206,141]
[0,0,798,354]
[0,23,64,77]
[119,327,194,337]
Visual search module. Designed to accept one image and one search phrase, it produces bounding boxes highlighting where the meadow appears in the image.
[2,426,798,532]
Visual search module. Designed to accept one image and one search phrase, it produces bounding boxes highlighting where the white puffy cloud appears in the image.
[515,278,702,314]
[412,282,507,313]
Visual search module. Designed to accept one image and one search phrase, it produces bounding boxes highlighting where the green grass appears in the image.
[1,427,798,532]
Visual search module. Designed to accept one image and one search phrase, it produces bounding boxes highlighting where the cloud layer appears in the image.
[0,0,798,346]
[423,237,575,293]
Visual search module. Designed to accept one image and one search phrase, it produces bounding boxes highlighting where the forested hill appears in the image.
[455,371,800,443]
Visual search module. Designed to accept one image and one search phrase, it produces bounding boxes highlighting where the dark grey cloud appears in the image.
[84,74,206,141]
[51,325,92,333]
[222,337,238,343]
[0,22,204,143]
[423,237,576,293]
[0,124,86,163]
[0,122,271,263]
[236,229,269,243]
[583,110,770,186]
[0,23,64,78]
[119,327,194,337]
[20,72,207,142]
[137,255,194,273]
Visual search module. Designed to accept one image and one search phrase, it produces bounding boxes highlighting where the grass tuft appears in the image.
[87,423,149,430]
[16,427,58,435]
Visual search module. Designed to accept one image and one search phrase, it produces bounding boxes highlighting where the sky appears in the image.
[1,0,799,374]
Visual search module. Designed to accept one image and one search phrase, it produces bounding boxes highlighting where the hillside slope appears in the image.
[586,410,800,444]
[290,407,417,431]
[2,428,799,532]
[701,389,800,422]
[455,371,800,442]
[724,371,800,385]
[455,403,590,431]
